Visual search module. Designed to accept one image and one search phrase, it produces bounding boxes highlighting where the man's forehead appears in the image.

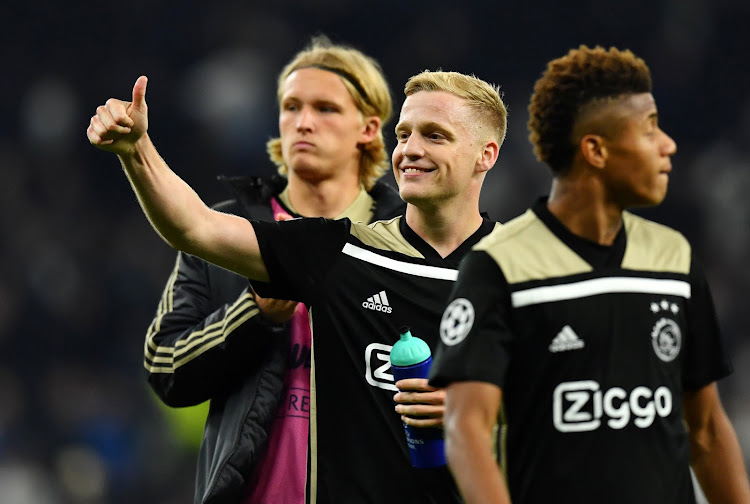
[282,67,350,99]
[397,91,464,124]
[622,92,657,116]
[575,92,656,135]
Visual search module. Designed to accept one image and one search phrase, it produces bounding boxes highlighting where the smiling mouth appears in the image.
[401,167,435,174]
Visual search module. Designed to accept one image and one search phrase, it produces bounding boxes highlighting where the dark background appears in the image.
[1,1,749,502]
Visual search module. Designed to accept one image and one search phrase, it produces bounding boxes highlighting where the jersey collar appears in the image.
[532,197,627,269]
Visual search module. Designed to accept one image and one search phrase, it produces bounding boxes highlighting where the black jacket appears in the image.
[144,174,405,503]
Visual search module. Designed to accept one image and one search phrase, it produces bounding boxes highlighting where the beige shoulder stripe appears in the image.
[348,217,424,258]
[621,212,691,274]
[477,210,592,284]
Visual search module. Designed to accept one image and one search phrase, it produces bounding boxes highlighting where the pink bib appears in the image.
[243,198,310,504]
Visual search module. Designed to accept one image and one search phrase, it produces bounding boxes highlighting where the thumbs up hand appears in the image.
[87,75,149,156]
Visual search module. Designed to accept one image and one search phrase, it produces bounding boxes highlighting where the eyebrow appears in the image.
[282,96,344,109]
[395,121,452,134]
[645,111,660,126]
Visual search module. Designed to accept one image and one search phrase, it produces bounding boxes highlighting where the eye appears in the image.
[282,102,298,112]
[428,131,446,141]
[318,103,340,113]
[396,131,410,142]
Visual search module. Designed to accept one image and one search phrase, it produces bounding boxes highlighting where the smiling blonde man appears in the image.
[88,68,507,503]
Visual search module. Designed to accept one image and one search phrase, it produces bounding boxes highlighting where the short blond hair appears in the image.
[266,36,392,191]
[404,70,507,147]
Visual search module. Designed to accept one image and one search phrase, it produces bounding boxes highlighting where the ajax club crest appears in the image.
[650,300,681,362]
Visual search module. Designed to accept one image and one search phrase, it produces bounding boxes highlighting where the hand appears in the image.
[393,378,446,428]
[254,292,299,324]
[87,76,149,156]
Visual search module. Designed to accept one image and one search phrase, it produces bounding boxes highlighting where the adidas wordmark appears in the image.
[362,290,392,314]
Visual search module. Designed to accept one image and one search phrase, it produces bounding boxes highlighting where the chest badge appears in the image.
[650,300,681,362]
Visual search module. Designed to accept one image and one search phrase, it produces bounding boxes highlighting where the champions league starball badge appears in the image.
[440,298,475,346]
[651,317,681,362]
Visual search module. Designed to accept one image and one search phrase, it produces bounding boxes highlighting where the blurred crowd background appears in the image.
[1,0,749,502]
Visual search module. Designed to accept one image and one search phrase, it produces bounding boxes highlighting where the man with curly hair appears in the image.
[430,45,750,503]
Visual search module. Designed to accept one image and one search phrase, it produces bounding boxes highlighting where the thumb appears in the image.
[276,212,294,221]
[131,75,148,112]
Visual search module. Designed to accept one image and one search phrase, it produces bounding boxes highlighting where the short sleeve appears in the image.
[429,251,514,389]
[682,257,734,391]
[251,217,351,304]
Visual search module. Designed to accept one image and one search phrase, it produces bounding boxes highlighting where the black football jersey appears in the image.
[253,215,497,504]
[430,200,732,504]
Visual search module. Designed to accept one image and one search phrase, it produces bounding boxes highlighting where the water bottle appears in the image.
[390,326,446,468]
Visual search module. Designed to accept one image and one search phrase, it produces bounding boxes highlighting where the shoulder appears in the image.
[475,210,593,284]
[621,211,689,247]
[349,216,423,258]
[474,209,549,253]
[621,212,691,274]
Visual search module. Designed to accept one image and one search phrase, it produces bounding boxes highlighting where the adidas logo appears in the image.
[549,325,585,352]
[362,290,392,314]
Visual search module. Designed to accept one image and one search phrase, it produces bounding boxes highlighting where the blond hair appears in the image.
[266,36,392,191]
[404,70,507,147]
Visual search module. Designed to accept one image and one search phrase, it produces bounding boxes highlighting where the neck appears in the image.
[547,176,623,246]
[286,170,362,218]
[404,197,484,258]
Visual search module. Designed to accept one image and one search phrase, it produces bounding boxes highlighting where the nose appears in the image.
[400,133,424,159]
[296,106,314,132]
[661,130,677,156]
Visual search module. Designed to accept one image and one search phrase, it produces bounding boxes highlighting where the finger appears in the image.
[96,105,132,134]
[87,123,113,146]
[276,212,294,221]
[395,378,435,392]
[86,122,103,144]
[103,99,135,129]
[394,390,445,405]
[393,393,445,406]
[262,298,296,307]
[396,403,444,418]
[131,75,148,112]
[402,416,443,428]
[90,114,131,144]
[88,115,111,140]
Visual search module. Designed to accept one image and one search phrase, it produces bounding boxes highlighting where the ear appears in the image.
[358,115,382,144]
[475,140,500,174]
[580,133,607,169]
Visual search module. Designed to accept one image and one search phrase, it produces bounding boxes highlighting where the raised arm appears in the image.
[684,382,750,503]
[87,76,269,281]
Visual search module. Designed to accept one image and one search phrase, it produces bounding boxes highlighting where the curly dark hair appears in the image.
[528,45,652,174]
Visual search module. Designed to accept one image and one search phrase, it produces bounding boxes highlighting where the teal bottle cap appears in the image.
[390,326,431,366]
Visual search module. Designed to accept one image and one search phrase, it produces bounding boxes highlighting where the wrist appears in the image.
[117,132,152,161]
